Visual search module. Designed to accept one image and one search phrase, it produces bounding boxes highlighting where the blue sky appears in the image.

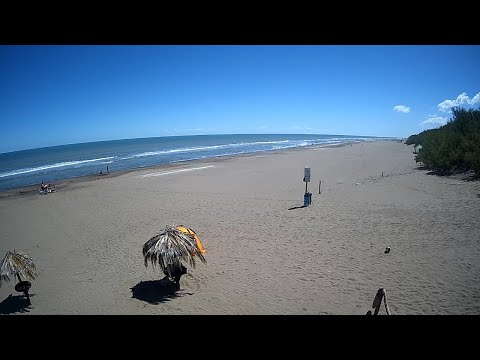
[1,45,479,153]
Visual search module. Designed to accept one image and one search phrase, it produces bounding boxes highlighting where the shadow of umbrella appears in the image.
[0,250,38,305]
[131,278,185,305]
[0,294,35,314]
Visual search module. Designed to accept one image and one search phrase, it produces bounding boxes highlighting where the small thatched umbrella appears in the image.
[143,225,206,287]
[0,250,38,304]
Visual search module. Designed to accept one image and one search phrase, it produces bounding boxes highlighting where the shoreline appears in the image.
[0,140,359,199]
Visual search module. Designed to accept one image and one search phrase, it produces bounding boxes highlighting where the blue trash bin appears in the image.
[304,192,312,206]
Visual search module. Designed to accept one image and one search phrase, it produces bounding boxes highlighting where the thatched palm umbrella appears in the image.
[0,250,38,304]
[143,225,206,287]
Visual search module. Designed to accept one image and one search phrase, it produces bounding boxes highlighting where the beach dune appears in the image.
[1,141,479,314]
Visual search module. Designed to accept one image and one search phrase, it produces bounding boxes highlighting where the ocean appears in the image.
[0,134,391,191]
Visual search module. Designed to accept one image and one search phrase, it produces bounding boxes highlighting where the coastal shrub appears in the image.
[406,107,480,176]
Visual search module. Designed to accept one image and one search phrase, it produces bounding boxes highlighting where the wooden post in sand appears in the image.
[367,288,391,315]
[372,288,384,315]
[319,179,321,194]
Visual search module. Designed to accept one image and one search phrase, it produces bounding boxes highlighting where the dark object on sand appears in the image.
[14,280,31,293]
[366,288,391,315]
[39,182,55,195]
[304,192,312,206]
[384,247,391,254]
[15,281,32,304]
[163,264,187,287]
[0,250,38,305]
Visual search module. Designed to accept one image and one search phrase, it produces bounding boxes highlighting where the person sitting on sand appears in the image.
[40,182,49,194]
[40,182,55,194]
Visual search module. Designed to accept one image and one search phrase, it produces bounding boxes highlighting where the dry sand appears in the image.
[1,140,479,315]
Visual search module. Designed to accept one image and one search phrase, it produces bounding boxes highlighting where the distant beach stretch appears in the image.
[1,140,479,314]
[0,134,389,193]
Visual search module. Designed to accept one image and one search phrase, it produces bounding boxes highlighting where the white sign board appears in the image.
[304,167,311,182]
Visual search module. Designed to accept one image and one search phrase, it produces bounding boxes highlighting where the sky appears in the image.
[1,45,479,153]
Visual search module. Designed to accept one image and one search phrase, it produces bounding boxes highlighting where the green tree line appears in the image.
[405,107,480,176]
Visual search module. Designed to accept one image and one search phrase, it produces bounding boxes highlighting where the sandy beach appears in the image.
[1,140,479,315]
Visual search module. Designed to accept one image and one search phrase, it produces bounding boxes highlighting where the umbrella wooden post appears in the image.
[24,291,31,305]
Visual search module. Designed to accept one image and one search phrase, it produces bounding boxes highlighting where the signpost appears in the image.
[304,167,311,206]
[304,166,310,182]
[304,166,310,192]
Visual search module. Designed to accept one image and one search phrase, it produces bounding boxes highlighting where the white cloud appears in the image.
[456,93,470,105]
[438,91,480,112]
[420,116,448,126]
[438,99,456,112]
[471,92,480,104]
[393,105,411,113]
